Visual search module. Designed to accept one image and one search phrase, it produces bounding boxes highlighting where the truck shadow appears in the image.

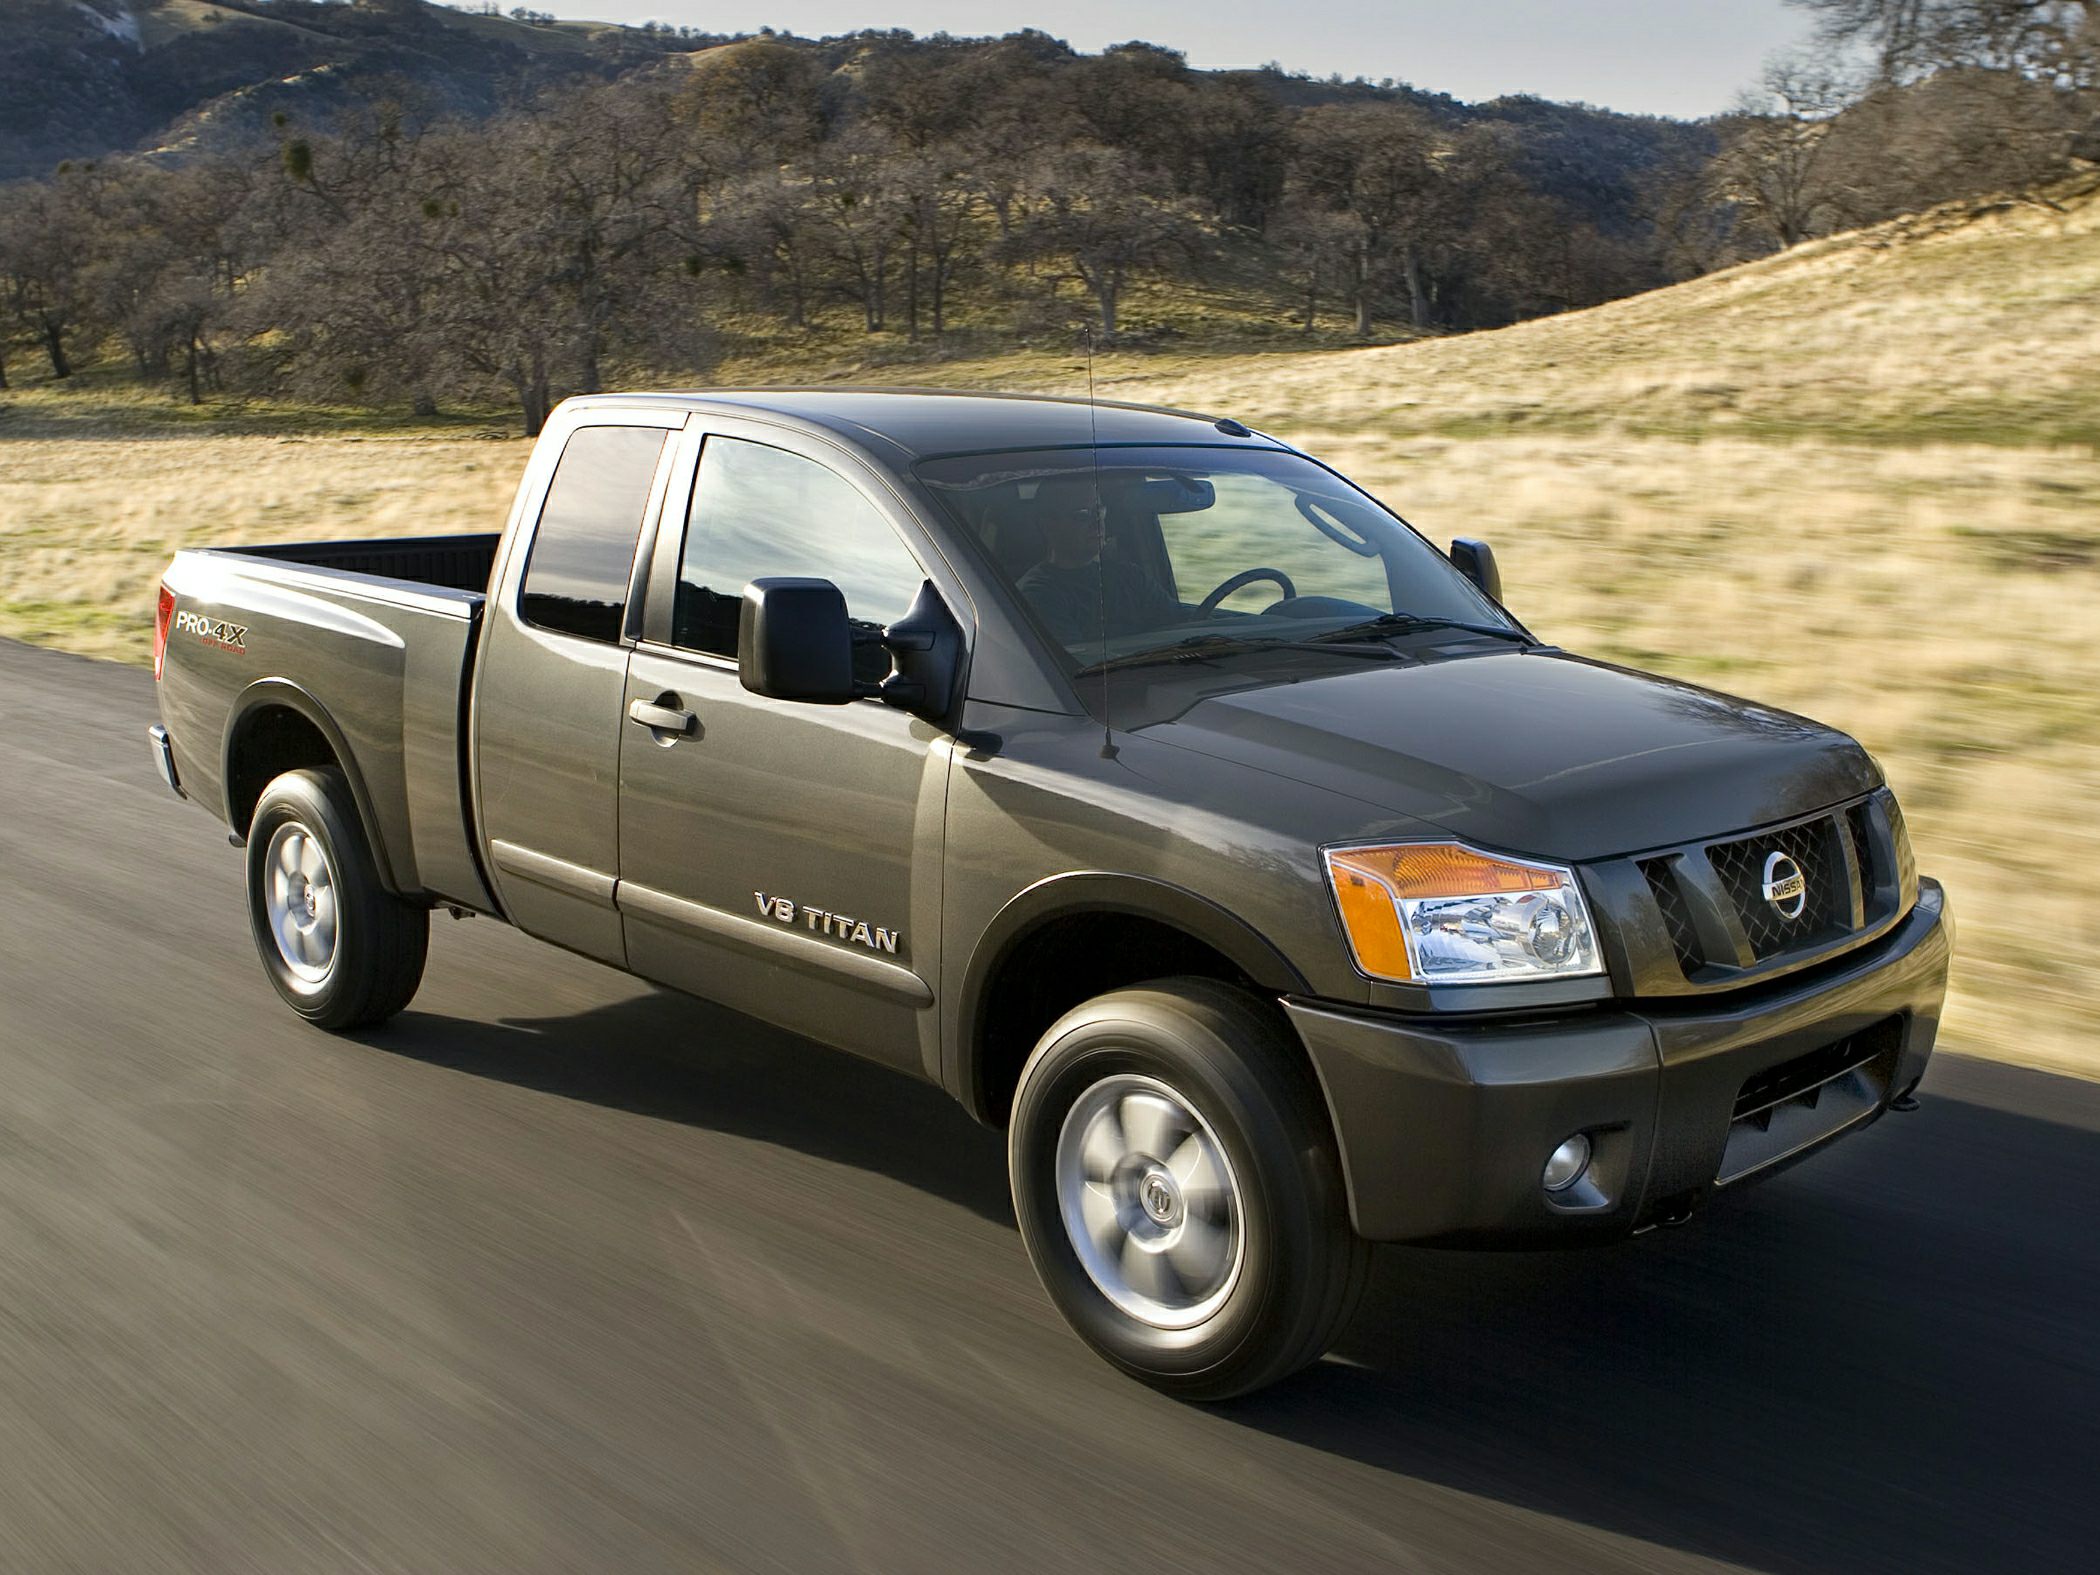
[368,997,2096,1573]
[1231,1064,2100,1573]
[373,989,1016,1227]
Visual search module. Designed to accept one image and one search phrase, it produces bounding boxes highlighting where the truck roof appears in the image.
[555,388,1288,463]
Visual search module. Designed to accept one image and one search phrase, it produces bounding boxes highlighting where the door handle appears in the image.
[628,697,696,736]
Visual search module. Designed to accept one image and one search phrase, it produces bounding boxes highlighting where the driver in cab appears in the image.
[1017,480,1182,645]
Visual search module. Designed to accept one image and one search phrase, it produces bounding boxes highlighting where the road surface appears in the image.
[0,637,2093,1573]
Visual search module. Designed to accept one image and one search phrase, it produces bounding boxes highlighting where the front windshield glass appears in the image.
[913,444,1513,669]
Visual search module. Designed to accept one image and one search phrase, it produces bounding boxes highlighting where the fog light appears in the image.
[1542,1133,1592,1193]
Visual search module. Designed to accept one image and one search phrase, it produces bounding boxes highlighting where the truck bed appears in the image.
[226,533,501,596]
[156,535,504,915]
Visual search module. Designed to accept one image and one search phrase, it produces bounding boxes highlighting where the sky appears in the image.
[500,0,1817,119]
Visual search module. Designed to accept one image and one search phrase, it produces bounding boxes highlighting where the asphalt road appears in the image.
[1,637,2095,1574]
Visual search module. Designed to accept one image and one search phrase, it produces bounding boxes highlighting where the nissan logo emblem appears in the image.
[1762,851,1808,920]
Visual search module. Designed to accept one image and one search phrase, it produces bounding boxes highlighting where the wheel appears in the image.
[1009,978,1370,1399]
[245,767,428,1030]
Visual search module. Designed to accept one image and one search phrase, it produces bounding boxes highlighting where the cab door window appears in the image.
[519,425,670,642]
[674,436,924,675]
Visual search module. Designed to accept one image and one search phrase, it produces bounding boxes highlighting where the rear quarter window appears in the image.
[519,425,669,642]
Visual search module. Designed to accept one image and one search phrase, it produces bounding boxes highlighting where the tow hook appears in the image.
[1890,1091,1922,1113]
[1647,1191,1700,1230]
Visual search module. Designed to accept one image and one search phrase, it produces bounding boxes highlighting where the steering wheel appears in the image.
[1198,567,1297,614]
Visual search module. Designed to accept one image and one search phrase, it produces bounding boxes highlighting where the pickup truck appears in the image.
[149,389,1951,1398]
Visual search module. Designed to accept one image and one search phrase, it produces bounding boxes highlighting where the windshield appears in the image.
[913,444,1515,670]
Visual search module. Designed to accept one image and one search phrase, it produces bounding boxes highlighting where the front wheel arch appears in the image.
[952,873,1312,1126]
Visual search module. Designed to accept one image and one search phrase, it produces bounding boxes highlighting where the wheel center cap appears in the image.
[1139,1170,1180,1224]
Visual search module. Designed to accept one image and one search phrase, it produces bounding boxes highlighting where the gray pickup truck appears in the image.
[150,389,1951,1397]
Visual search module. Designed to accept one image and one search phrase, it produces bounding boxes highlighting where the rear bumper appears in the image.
[1289,877,1950,1244]
[147,724,185,800]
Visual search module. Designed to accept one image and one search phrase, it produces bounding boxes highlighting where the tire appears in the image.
[245,767,428,1031]
[1009,978,1370,1400]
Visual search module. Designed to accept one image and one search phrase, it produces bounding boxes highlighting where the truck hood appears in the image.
[1139,650,1879,861]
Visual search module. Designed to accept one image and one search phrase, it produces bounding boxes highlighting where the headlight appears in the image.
[1322,842,1603,984]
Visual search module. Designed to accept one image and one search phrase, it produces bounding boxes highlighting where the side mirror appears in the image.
[881,579,965,721]
[1450,537,1502,603]
[738,578,856,704]
[738,576,966,723]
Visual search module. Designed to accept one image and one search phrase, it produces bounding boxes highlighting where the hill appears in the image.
[1119,174,2100,448]
[0,0,664,179]
[0,0,1707,235]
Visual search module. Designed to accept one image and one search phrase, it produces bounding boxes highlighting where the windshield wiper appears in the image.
[1075,632,1403,677]
[1311,613,1535,646]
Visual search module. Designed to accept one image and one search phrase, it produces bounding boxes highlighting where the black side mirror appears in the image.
[1450,537,1502,603]
[738,578,856,704]
[881,579,965,721]
[739,576,966,723]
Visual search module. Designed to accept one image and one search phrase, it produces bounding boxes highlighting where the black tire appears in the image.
[1009,978,1370,1400]
[245,767,428,1031]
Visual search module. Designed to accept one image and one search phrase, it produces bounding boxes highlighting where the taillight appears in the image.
[154,583,176,681]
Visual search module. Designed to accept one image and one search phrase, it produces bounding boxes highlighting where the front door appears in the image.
[615,424,956,1073]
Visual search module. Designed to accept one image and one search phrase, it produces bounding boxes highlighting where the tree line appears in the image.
[1691,0,2099,259]
[0,16,2090,431]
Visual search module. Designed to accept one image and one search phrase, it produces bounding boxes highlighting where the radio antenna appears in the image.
[1083,325,1117,760]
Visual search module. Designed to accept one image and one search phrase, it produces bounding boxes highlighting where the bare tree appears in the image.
[1017,148,1205,339]
[1290,104,1444,333]
[712,166,822,331]
[1270,198,1363,334]
[808,130,908,333]
[0,172,94,377]
[893,145,980,339]
[1793,0,2100,87]
[1707,54,1862,248]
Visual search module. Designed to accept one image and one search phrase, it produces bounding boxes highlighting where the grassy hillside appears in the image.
[3,178,2097,1076]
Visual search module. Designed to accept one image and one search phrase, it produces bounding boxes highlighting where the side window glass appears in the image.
[675,436,925,676]
[519,425,669,642]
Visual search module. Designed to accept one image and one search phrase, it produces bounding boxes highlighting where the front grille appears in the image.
[1707,814,1850,959]
[1642,857,1703,974]
[1845,801,1879,893]
[1631,794,1903,982]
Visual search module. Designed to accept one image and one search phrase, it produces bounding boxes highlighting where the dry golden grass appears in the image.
[3,180,2097,1075]
[0,427,528,653]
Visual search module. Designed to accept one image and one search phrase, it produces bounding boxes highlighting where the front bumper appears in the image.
[1289,877,1950,1244]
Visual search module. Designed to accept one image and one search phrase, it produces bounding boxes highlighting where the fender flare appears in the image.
[222,677,406,895]
[949,871,1311,1121]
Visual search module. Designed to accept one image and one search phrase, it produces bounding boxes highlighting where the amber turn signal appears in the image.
[1322,842,1601,985]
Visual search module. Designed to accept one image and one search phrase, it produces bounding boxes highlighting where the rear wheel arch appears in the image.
[953,873,1313,1127]
[222,680,404,895]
